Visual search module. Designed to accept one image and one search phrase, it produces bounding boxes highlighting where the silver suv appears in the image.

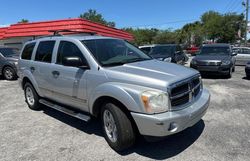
[18,34,210,151]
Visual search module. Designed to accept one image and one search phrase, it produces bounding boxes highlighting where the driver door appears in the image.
[49,40,89,112]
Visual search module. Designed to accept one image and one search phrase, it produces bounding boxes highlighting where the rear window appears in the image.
[149,46,175,57]
[35,41,55,63]
[140,47,151,54]
[21,43,36,60]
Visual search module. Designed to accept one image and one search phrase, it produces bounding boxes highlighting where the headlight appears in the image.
[191,59,197,65]
[141,90,169,114]
[163,57,172,62]
[14,61,18,66]
[222,60,230,65]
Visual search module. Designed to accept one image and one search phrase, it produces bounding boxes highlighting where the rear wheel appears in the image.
[3,66,16,80]
[24,82,41,110]
[101,102,135,151]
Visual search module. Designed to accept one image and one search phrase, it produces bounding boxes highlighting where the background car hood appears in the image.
[5,54,19,61]
[195,55,230,62]
[104,60,199,90]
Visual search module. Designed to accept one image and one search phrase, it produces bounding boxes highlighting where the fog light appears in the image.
[168,122,178,132]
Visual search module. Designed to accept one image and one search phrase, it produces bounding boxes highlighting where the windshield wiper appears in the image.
[126,58,151,63]
[102,62,125,67]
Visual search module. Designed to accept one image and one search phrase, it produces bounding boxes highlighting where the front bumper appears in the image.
[191,64,231,75]
[131,89,210,137]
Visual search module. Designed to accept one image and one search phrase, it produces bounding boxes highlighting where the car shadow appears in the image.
[242,77,250,80]
[42,105,205,160]
[119,120,205,160]
[200,73,228,79]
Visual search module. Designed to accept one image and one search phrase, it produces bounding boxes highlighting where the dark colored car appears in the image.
[190,44,236,78]
[245,61,250,78]
[0,46,19,80]
[139,44,188,64]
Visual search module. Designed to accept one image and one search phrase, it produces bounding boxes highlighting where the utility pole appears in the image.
[244,0,249,46]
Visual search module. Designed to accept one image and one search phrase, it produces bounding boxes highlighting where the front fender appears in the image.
[89,82,156,114]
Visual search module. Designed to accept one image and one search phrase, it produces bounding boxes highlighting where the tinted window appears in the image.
[176,46,182,52]
[0,48,19,57]
[149,46,175,57]
[200,46,230,56]
[35,41,55,63]
[241,48,250,54]
[140,47,151,54]
[82,39,151,67]
[57,41,87,66]
[21,43,35,60]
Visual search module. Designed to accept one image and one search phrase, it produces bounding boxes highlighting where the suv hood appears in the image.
[194,55,230,62]
[104,60,199,90]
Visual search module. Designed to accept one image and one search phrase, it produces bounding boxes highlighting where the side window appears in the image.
[57,41,87,66]
[35,41,55,63]
[21,42,36,60]
[242,48,250,54]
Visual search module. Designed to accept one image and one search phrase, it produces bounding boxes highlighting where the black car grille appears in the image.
[169,76,202,109]
[197,61,221,66]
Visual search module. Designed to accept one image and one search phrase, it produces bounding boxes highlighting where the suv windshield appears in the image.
[200,46,230,56]
[0,48,19,57]
[149,46,175,57]
[82,39,151,67]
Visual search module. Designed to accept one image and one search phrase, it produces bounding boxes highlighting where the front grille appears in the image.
[197,61,221,66]
[169,76,202,110]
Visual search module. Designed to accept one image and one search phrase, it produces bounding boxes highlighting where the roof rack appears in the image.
[48,30,97,36]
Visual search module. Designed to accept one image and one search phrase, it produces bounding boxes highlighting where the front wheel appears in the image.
[227,67,232,78]
[101,103,135,151]
[3,66,17,80]
[24,82,41,110]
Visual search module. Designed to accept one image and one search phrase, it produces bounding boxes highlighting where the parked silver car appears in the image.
[18,34,210,151]
[232,47,250,65]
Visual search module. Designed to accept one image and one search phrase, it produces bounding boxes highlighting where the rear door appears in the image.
[49,40,89,112]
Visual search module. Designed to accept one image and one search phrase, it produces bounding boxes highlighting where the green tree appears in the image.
[79,9,115,27]
[153,30,178,44]
[18,19,29,23]
[123,28,158,46]
[201,11,223,42]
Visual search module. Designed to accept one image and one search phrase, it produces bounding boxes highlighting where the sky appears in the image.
[0,0,247,29]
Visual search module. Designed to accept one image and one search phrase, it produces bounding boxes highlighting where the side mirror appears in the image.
[63,56,90,69]
[232,52,237,56]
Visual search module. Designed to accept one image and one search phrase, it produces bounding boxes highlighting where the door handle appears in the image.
[30,67,35,73]
[52,71,60,78]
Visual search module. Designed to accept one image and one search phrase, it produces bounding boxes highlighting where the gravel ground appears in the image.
[0,66,249,161]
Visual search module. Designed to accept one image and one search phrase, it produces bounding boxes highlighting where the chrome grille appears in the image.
[197,61,221,66]
[169,76,202,110]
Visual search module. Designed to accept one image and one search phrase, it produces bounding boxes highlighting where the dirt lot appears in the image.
[0,66,250,161]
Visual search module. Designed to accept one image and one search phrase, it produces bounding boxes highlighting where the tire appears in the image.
[227,67,232,78]
[101,102,135,151]
[3,66,17,80]
[24,82,41,110]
